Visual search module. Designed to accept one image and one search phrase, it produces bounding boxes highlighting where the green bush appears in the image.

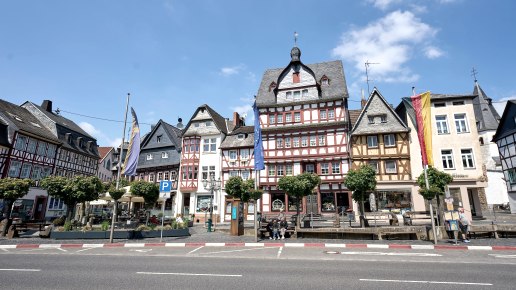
[52,216,66,226]
[135,224,151,231]
[101,221,110,231]
[63,221,73,232]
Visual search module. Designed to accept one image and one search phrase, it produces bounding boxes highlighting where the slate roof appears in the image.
[256,47,348,106]
[348,109,362,127]
[492,100,516,141]
[220,126,254,149]
[0,99,58,142]
[430,93,477,100]
[183,104,230,135]
[472,82,501,132]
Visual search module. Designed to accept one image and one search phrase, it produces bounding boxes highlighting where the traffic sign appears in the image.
[160,180,172,193]
[159,191,171,199]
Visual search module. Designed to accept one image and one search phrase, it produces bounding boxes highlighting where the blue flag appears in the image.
[253,100,265,171]
[122,107,140,176]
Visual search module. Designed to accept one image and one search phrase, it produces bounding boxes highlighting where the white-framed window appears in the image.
[368,116,375,124]
[229,150,237,160]
[436,115,449,134]
[240,149,249,160]
[205,121,213,127]
[269,115,275,124]
[276,138,283,148]
[368,161,379,173]
[277,114,283,123]
[293,137,300,147]
[302,89,308,98]
[268,165,276,176]
[385,160,397,174]
[301,136,308,147]
[241,171,250,180]
[441,149,454,169]
[318,135,325,146]
[328,109,335,119]
[146,153,153,160]
[284,137,291,148]
[157,172,163,181]
[139,173,144,181]
[164,171,170,180]
[277,165,284,176]
[320,110,327,120]
[202,166,216,180]
[461,148,475,168]
[367,135,378,148]
[149,173,155,182]
[332,162,340,174]
[285,113,292,123]
[286,91,292,99]
[48,197,64,210]
[321,163,329,175]
[455,114,469,133]
[294,112,301,122]
[384,134,395,147]
[434,102,446,108]
[293,91,301,100]
[306,164,315,174]
[161,152,168,159]
[380,115,387,123]
[286,164,293,176]
[203,138,217,152]
[170,170,177,181]
[310,136,316,146]
[229,170,238,177]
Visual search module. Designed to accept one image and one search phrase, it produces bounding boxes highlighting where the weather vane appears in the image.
[294,32,298,47]
[471,67,478,82]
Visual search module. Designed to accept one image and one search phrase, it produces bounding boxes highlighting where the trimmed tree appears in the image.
[70,176,104,223]
[130,181,159,224]
[225,177,262,202]
[416,166,453,221]
[108,187,126,222]
[278,173,321,228]
[343,164,377,227]
[0,178,33,235]
[40,176,74,221]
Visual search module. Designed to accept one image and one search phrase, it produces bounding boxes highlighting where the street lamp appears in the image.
[202,176,221,232]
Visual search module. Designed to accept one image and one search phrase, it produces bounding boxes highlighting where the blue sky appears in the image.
[1,0,515,146]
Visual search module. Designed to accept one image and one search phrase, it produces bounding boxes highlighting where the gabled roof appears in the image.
[98,146,114,161]
[183,104,229,135]
[0,99,58,143]
[351,88,408,135]
[492,100,516,142]
[256,47,348,106]
[140,119,182,149]
[220,126,254,149]
[472,81,501,132]
[348,109,362,127]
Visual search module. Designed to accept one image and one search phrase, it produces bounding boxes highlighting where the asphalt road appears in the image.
[1,246,515,290]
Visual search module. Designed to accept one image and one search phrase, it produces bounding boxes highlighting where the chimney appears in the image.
[361,89,367,109]
[233,112,241,127]
[42,100,53,113]
[177,117,184,129]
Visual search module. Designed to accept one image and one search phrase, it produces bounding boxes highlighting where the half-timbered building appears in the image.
[177,104,235,222]
[136,119,183,217]
[492,100,516,213]
[255,46,351,217]
[350,88,412,212]
[0,99,60,220]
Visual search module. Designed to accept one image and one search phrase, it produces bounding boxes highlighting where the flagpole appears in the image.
[110,93,130,243]
[254,170,259,242]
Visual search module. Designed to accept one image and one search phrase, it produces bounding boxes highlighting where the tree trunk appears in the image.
[296,198,301,228]
[359,193,366,228]
[435,195,442,226]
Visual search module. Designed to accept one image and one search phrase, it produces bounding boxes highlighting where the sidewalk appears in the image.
[1,223,516,250]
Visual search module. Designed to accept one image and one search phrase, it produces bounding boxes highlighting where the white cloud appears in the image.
[367,0,402,10]
[424,46,443,59]
[109,138,123,148]
[493,96,516,116]
[79,122,101,137]
[332,10,440,83]
[220,64,246,76]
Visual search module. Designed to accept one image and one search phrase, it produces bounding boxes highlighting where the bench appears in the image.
[363,212,395,227]
[404,211,434,226]
[258,222,296,239]
[468,224,498,239]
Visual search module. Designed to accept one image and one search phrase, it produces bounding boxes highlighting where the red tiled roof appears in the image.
[98,147,113,160]
[349,109,362,127]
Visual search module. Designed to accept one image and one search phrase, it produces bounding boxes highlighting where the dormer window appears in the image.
[162,152,168,159]
[368,116,375,124]
[269,82,277,92]
[146,154,153,160]
[321,75,330,85]
[237,134,245,140]
[380,115,387,123]
[205,121,213,127]
[157,135,162,143]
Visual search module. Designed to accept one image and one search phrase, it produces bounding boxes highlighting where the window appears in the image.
[321,163,329,175]
[320,110,327,120]
[310,136,316,146]
[285,113,292,123]
[47,144,56,158]
[332,162,340,174]
[368,116,375,124]
[434,102,446,108]
[436,115,449,134]
[277,114,283,123]
[149,173,155,182]
[202,166,215,180]
[441,149,454,169]
[157,172,163,181]
[453,101,464,106]
[15,136,27,151]
[284,137,291,148]
[380,115,387,123]
[240,149,249,159]
[461,149,475,168]
[385,160,397,174]
[384,134,395,147]
[27,139,36,153]
[368,161,379,173]
[286,91,292,99]
[37,142,47,156]
[229,150,237,160]
[302,89,308,98]
[171,170,177,181]
[301,136,308,147]
[328,109,335,119]
[229,170,238,177]
[318,135,325,146]
[190,138,200,152]
[277,165,284,176]
[146,154,153,160]
[294,112,301,122]
[20,163,32,178]
[242,171,250,180]
[164,171,170,180]
[286,164,293,175]
[293,91,301,100]
[268,165,276,176]
[455,114,469,133]
[196,196,211,212]
[276,138,283,148]
[48,197,64,210]
[293,137,300,147]
[157,135,162,143]
[203,138,217,152]
[306,164,315,174]
[508,168,516,184]
[322,78,329,85]
[161,152,168,159]
[367,135,378,148]
[31,166,42,180]
[269,115,275,124]
[205,121,213,127]
[194,123,200,128]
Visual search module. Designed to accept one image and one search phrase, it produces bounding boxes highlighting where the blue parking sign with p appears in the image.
[160,180,172,193]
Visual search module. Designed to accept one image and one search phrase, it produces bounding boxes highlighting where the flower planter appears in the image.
[132,228,190,239]
[50,228,190,239]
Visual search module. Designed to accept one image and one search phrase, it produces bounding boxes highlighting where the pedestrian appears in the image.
[458,208,471,243]
[280,217,288,240]
[272,219,280,240]
[266,218,273,239]
[278,208,285,221]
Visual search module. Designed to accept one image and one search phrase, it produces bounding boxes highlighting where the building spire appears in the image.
[294,31,298,47]
[471,67,479,82]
